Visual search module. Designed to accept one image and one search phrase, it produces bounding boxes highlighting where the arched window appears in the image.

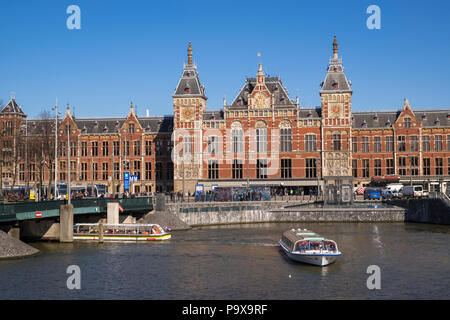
[279,120,292,152]
[256,121,267,153]
[231,121,244,155]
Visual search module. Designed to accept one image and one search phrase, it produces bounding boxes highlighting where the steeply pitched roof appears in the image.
[352,109,450,129]
[0,98,26,116]
[203,110,224,121]
[298,108,321,118]
[320,37,352,94]
[73,116,174,134]
[229,76,296,109]
[173,43,207,99]
[320,59,352,93]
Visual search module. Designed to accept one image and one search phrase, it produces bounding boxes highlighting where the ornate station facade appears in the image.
[1,38,449,196]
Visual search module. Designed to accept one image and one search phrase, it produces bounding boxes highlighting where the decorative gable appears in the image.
[394,99,420,129]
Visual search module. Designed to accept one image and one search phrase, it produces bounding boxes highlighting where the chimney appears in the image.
[146,109,150,117]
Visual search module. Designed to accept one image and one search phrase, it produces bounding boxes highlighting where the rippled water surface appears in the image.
[0,222,449,299]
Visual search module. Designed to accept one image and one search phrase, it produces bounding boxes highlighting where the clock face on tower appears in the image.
[330,103,343,118]
[181,107,195,122]
[254,93,268,108]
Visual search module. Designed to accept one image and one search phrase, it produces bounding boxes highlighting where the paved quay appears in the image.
[0,230,39,260]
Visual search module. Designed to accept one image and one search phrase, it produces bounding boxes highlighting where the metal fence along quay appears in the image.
[0,197,153,222]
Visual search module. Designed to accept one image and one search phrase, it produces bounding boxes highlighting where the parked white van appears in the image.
[402,185,428,198]
[386,183,404,193]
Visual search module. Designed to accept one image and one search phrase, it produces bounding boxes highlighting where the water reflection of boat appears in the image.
[73,223,171,242]
[279,228,341,266]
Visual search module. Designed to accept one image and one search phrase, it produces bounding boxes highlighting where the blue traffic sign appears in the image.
[124,172,130,191]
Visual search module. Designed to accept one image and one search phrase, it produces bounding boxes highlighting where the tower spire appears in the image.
[188,41,193,65]
[257,63,265,83]
[333,35,338,60]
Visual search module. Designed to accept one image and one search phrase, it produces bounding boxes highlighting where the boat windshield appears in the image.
[295,239,338,253]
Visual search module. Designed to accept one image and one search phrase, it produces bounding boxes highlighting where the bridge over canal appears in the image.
[0,197,154,241]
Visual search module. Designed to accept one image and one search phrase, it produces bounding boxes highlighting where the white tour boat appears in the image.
[73,223,171,242]
[279,228,341,266]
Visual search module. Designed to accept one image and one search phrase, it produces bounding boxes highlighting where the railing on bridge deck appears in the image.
[0,197,153,222]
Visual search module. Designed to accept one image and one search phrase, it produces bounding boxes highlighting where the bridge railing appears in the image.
[0,197,153,217]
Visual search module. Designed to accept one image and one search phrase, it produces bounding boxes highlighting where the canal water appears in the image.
[0,222,449,299]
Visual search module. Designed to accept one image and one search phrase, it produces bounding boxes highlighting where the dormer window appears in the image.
[373,114,378,121]
[280,98,285,102]
[332,81,339,89]
[103,126,108,133]
[186,72,191,77]
[184,87,190,93]
[422,114,427,120]
[274,87,279,91]
[82,126,87,133]
[362,120,367,128]
[435,118,440,126]
[386,119,391,126]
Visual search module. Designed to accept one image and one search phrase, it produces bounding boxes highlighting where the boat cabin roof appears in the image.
[283,229,332,243]
[74,223,160,227]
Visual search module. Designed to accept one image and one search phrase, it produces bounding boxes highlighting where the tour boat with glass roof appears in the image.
[279,228,341,266]
[73,223,171,242]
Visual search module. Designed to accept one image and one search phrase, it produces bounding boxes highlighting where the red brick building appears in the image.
[1,38,449,196]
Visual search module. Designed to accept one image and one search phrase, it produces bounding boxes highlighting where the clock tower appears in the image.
[173,42,207,195]
[319,36,353,203]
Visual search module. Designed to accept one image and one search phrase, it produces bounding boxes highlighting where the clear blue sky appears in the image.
[1,0,449,118]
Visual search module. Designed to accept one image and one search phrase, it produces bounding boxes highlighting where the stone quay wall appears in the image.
[166,201,405,227]
[389,198,450,225]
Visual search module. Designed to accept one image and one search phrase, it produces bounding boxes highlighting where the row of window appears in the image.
[352,135,450,153]
[205,131,318,154]
[207,158,318,180]
[56,140,172,157]
[17,161,173,182]
[352,158,450,178]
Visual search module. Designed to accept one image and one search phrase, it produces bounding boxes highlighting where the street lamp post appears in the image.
[112,139,115,197]
[67,125,71,205]
[52,101,60,200]
[409,156,412,186]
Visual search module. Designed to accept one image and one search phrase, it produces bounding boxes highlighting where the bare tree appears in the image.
[37,110,58,199]
[0,100,4,195]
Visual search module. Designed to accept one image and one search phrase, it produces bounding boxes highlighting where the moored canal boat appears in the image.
[279,228,341,266]
[73,223,171,242]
